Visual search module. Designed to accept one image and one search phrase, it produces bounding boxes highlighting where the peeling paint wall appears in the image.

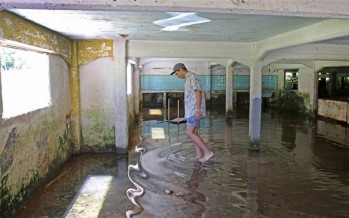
[0,12,136,216]
[0,11,73,217]
[0,55,72,217]
[78,40,123,152]
[318,99,349,123]
[79,40,136,152]
[78,40,113,66]
[0,11,71,64]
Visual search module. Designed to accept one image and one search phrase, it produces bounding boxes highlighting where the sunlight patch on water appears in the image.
[151,127,165,139]
[64,175,113,217]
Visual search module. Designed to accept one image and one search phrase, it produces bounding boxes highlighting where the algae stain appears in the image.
[1,171,42,218]
[249,138,260,151]
[87,110,115,145]
[0,128,17,175]
[58,128,78,151]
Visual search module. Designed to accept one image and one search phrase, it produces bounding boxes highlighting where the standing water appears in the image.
[14,107,349,218]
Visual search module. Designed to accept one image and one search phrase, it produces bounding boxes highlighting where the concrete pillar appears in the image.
[311,65,319,112]
[163,92,167,108]
[206,64,212,106]
[329,71,337,97]
[249,62,262,150]
[0,67,3,119]
[114,39,128,154]
[70,40,82,151]
[134,58,140,116]
[225,60,234,118]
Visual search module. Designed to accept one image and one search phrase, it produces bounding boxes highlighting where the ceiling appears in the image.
[7,9,326,43]
[2,1,349,68]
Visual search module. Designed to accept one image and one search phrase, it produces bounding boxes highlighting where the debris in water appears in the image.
[165,189,174,195]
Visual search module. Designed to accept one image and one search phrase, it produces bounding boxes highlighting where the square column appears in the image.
[114,39,128,154]
[225,61,234,118]
[133,58,140,116]
[249,62,262,150]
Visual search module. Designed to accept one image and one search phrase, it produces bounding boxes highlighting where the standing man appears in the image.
[170,63,214,162]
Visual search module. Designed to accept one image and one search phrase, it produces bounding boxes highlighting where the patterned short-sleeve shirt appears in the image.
[184,71,206,119]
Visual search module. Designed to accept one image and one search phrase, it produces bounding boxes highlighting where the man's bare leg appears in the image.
[186,125,213,162]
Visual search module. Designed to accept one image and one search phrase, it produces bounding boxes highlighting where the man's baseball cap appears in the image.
[170,63,186,75]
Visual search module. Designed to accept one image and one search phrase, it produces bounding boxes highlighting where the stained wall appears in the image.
[0,12,133,217]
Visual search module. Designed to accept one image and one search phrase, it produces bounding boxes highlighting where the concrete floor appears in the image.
[14,107,349,218]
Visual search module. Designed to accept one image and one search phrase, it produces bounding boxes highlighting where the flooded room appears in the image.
[1,1,349,218]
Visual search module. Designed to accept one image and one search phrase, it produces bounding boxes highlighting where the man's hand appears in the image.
[170,117,186,123]
[195,111,201,120]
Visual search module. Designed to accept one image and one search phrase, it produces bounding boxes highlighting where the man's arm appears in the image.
[195,90,202,119]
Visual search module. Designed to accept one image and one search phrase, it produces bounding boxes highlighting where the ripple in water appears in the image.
[126,109,349,217]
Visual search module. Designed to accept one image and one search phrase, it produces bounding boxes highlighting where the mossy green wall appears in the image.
[77,41,114,152]
[0,55,73,217]
[0,12,136,217]
[79,54,117,152]
[0,12,73,217]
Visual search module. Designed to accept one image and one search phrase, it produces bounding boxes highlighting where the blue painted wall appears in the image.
[141,75,277,91]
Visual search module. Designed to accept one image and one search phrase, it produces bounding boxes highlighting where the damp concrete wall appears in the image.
[0,11,75,217]
[0,54,72,217]
[318,99,349,123]
[80,57,116,152]
[0,12,137,216]
[79,40,116,152]
[79,40,136,152]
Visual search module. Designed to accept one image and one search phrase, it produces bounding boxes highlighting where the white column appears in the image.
[114,39,128,154]
[312,64,319,112]
[0,68,3,118]
[249,61,262,150]
[163,92,167,108]
[206,64,212,105]
[134,58,140,116]
[225,60,234,118]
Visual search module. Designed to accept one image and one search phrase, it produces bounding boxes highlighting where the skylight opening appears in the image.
[153,12,211,31]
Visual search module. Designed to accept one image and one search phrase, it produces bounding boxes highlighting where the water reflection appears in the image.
[128,108,349,217]
[183,163,207,203]
[126,144,148,218]
[13,108,349,217]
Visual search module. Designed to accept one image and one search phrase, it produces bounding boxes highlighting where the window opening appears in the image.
[0,46,50,119]
[284,70,298,90]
